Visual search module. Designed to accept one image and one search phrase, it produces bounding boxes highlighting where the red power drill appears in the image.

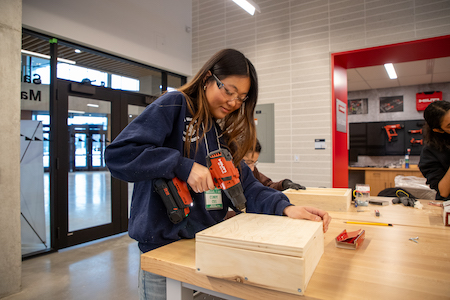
[154,177,193,224]
[206,148,247,211]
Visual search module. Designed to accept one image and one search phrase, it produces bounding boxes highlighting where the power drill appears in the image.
[206,148,247,211]
[155,142,247,223]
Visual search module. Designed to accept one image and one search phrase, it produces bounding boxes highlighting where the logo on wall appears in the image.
[416,91,442,111]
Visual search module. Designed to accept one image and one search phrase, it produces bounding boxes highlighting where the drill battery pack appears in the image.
[153,177,193,224]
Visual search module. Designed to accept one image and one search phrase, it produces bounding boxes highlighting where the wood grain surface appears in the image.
[283,188,351,212]
[141,198,450,300]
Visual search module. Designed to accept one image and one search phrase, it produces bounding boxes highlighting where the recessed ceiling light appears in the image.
[75,49,82,53]
[384,63,397,79]
[87,104,99,108]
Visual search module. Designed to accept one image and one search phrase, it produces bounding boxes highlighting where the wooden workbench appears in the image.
[348,166,424,196]
[141,199,450,300]
[329,197,444,229]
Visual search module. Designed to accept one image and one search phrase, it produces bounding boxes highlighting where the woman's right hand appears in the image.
[187,162,215,193]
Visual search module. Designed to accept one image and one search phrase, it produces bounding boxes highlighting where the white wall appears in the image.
[22,0,192,76]
[193,0,450,188]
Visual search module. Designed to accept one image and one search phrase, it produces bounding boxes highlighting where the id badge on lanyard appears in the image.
[204,188,223,210]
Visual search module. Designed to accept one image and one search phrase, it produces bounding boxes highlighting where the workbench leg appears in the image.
[166,278,193,300]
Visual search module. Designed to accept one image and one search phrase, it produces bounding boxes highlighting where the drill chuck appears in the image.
[223,183,247,211]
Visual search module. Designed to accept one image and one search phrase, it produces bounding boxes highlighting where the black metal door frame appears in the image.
[51,78,150,249]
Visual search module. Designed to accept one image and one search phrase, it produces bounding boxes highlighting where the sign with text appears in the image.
[416,91,442,111]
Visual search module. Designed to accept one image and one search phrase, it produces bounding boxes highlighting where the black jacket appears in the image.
[418,145,450,200]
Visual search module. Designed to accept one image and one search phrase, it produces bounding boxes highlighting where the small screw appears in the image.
[245,277,248,280]
[298,288,302,293]
[197,268,200,271]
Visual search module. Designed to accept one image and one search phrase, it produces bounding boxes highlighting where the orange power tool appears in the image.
[154,177,193,224]
[409,129,423,134]
[384,124,403,142]
[207,148,247,211]
[410,138,423,145]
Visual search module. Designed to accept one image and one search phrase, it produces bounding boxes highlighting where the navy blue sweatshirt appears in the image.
[419,145,450,200]
[105,91,292,252]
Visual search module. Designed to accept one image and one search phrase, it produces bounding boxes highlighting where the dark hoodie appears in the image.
[419,145,450,200]
[105,91,292,252]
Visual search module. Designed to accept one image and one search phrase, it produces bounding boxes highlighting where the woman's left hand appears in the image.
[283,205,331,233]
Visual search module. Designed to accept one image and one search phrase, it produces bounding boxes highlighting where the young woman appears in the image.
[418,101,450,200]
[104,49,331,300]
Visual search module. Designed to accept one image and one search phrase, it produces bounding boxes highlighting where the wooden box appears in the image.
[195,213,324,295]
[283,187,352,212]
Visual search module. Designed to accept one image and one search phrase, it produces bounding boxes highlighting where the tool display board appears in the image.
[349,119,425,157]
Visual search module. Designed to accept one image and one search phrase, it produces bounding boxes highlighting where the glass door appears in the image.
[67,97,112,232]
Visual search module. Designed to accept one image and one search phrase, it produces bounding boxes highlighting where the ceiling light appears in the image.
[21,49,76,65]
[232,0,260,15]
[57,58,77,64]
[21,49,49,59]
[384,63,397,79]
[87,104,99,108]
[68,110,85,114]
[74,49,82,53]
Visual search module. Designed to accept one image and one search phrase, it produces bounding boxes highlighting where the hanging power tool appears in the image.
[384,124,403,142]
[409,129,422,134]
[154,177,193,224]
[410,138,423,145]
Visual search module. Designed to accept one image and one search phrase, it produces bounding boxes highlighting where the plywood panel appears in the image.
[283,188,351,211]
[195,213,324,295]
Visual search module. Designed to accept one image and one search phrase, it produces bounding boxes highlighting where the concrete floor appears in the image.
[7,233,225,300]
[5,233,140,300]
[15,170,225,300]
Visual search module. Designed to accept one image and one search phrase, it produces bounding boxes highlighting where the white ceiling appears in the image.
[347,57,450,91]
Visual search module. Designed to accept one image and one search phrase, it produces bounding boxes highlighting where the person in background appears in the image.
[104,49,331,300]
[244,139,306,191]
[418,100,450,200]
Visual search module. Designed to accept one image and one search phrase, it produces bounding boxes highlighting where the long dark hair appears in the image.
[178,49,258,166]
[423,100,450,152]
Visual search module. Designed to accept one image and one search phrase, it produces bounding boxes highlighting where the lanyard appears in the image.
[202,123,221,155]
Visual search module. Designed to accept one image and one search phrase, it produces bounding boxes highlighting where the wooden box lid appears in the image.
[195,213,323,257]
